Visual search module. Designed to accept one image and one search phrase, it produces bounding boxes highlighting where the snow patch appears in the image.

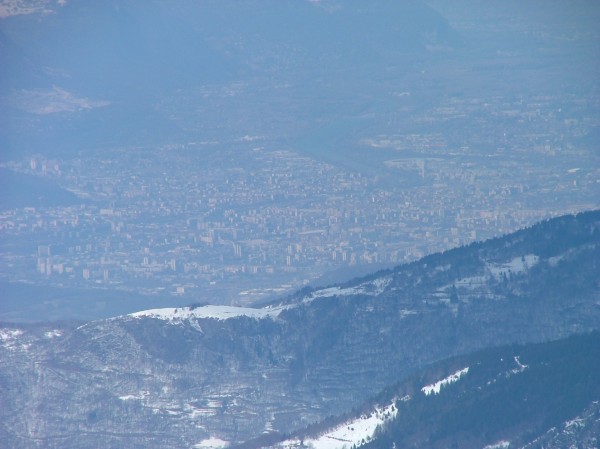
[185,403,218,418]
[371,276,392,292]
[446,255,540,296]
[118,390,150,401]
[422,367,469,396]
[306,277,392,302]
[483,441,510,449]
[454,275,487,290]
[487,254,539,280]
[193,437,230,449]
[548,255,564,267]
[0,328,28,351]
[277,401,398,449]
[44,329,63,339]
[0,328,23,342]
[435,264,452,272]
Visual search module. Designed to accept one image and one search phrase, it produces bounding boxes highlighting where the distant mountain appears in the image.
[0,0,460,160]
[1,0,459,92]
[0,210,599,448]
[250,332,600,449]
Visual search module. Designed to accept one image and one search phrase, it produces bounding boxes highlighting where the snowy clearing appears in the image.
[277,401,398,449]
[305,277,392,303]
[487,254,539,280]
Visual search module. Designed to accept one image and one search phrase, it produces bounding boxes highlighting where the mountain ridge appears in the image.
[1,210,599,448]
[242,332,600,449]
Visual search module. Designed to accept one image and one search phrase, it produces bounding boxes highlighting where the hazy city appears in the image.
[2,86,598,310]
[1,1,599,448]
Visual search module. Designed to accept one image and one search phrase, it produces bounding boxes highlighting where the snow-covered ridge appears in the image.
[130,304,286,322]
[421,367,469,396]
[277,401,398,449]
[129,277,393,323]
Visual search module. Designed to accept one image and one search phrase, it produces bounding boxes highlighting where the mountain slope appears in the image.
[0,210,599,448]
[368,333,600,449]
[255,332,600,449]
